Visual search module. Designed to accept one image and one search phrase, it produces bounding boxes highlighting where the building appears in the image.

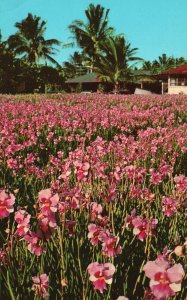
[159,64,187,94]
[66,70,159,94]
[131,69,161,94]
[66,72,103,92]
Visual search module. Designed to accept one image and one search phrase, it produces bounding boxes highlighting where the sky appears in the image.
[0,0,187,65]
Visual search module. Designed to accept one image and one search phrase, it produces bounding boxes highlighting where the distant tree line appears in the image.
[142,54,186,74]
[0,4,186,93]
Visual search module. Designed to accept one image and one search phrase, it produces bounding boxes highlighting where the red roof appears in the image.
[161,63,187,75]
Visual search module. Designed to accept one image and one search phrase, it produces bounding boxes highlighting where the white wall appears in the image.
[168,86,187,95]
[134,88,152,95]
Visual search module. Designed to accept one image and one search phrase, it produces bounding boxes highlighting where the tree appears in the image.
[69,4,114,71]
[175,57,187,67]
[142,54,187,74]
[0,31,18,93]
[8,13,60,66]
[152,54,175,72]
[142,60,153,71]
[94,36,141,91]
[63,51,87,78]
[39,65,65,92]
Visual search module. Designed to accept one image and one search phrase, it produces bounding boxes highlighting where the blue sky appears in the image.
[0,0,187,65]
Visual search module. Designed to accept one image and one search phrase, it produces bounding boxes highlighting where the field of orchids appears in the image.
[0,93,187,300]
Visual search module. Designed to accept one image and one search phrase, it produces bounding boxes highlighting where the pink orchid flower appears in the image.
[74,161,90,181]
[127,210,158,241]
[162,197,178,217]
[151,171,162,185]
[38,188,59,215]
[143,255,185,299]
[174,175,187,193]
[101,234,121,257]
[0,190,15,219]
[38,210,57,234]
[88,202,103,221]
[132,217,158,241]
[87,262,115,293]
[32,273,49,298]
[24,232,43,256]
[14,209,31,237]
[88,224,106,246]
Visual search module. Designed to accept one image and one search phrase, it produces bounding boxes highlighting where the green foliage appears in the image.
[94,36,142,91]
[69,4,114,70]
[8,13,60,66]
[142,53,187,74]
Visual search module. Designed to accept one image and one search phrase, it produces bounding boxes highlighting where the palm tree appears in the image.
[0,31,18,93]
[142,54,187,74]
[8,13,60,66]
[142,60,153,71]
[175,57,187,67]
[150,53,180,74]
[152,54,175,72]
[94,36,141,92]
[63,51,87,78]
[69,4,114,71]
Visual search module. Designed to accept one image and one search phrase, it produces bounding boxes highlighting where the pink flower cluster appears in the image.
[126,210,158,241]
[24,232,44,256]
[88,224,121,257]
[0,94,186,298]
[88,202,103,221]
[37,188,59,237]
[162,196,178,217]
[0,190,15,219]
[14,209,31,237]
[74,160,90,181]
[13,188,59,256]
[14,208,43,256]
[174,175,187,193]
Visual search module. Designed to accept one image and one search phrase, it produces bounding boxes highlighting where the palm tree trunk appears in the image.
[114,81,120,94]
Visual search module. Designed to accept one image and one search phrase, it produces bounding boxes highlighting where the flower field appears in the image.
[0,94,186,300]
